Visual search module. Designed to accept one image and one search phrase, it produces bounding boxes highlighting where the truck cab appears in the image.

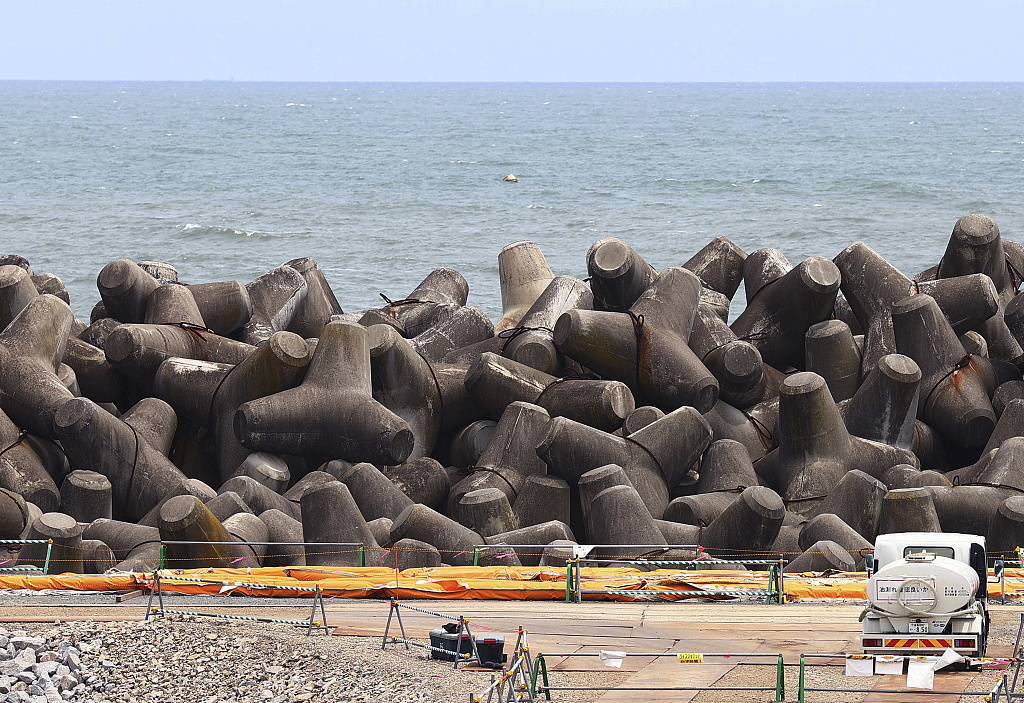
[861,533,990,658]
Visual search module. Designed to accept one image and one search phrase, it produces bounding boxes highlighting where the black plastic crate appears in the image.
[429,628,474,662]
[475,634,507,667]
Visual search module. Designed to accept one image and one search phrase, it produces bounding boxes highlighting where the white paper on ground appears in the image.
[874,655,904,675]
[907,657,935,689]
[934,648,965,671]
[845,657,874,676]
[600,650,627,668]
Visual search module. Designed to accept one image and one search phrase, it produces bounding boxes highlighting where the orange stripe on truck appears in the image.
[881,639,953,648]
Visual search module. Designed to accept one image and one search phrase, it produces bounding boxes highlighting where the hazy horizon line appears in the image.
[3,79,1023,86]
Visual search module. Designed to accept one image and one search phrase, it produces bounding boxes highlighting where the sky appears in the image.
[2,0,1023,83]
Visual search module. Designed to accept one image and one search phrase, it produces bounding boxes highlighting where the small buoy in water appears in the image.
[504,174,518,182]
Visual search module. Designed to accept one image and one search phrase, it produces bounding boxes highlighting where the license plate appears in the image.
[910,622,928,634]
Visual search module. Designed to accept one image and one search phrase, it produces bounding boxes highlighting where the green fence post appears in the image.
[798,654,805,702]
[776,654,785,701]
[359,545,365,567]
[530,655,550,701]
[159,543,166,570]
[473,546,480,567]
[42,540,53,575]
[565,561,572,603]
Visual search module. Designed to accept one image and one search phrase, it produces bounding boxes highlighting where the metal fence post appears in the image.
[159,543,166,570]
[798,654,805,703]
[42,540,53,574]
[530,655,549,701]
[359,545,365,567]
[776,654,785,702]
[473,546,480,566]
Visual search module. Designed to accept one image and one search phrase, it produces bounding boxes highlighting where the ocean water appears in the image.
[1,81,1022,323]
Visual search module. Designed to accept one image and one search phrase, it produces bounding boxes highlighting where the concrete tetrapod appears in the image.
[235,453,290,494]
[755,372,917,510]
[158,495,250,570]
[446,401,551,512]
[797,514,872,568]
[0,488,29,539]
[104,322,255,389]
[0,408,59,512]
[993,381,1024,417]
[383,457,451,512]
[390,503,489,567]
[784,540,856,574]
[537,405,712,519]
[283,471,339,505]
[682,236,747,301]
[702,398,780,465]
[891,294,996,448]
[840,354,921,450]
[0,265,41,331]
[938,214,1015,301]
[337,462,413,523]
[690,305,781,409]
[96,259,160,324]
[700,486,785,557]
[143,284,206,327]
[121,397,178,459]
[495,241,555,333]
[0,295,74,439]
[218,476,299,521]
[409,306,495,364]
[621,406,665,437]
[464,352,633,432]
[234,320,414,466]
[299,481,378,567]
[368,324,442,460]
[207,333,313,479]
[58,470,112,523]
[498,276,593,375]
[987,496,1024,556]
[259,509,305,567]
[586,237,657,312]
[587,485,666,559]
[513,474,570,529]
[806,469,887,543]
[239,264,308,345]
[63,336,131,405]
[187,280,253,336]
[448,420,497,467]
[283,257,343,339]
[878,488,942,534]
[731,257,842,371]
[555,267,719,413]
[54,398,190,522]
[81,539,116,574]
[458,488,518,537]
[577,464,633,542]
[222,512,269,566]
[82,519,161,572]
[20,512,84,574]
[366,517,392,548]
[389,538,443,570]
[205,492,254,523]
[805,320,861,402]
[375,268,470,336]
[741,248,792,304]
[486,521,572,566]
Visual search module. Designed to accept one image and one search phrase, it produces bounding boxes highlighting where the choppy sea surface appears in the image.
[1,82,1022,322]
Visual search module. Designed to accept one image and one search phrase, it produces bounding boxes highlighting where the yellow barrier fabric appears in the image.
[0,567,1021,602]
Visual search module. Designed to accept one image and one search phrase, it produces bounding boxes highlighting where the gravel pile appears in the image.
[2,617,617,703]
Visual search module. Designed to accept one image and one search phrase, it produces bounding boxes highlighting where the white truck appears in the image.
[860,532,1001,659]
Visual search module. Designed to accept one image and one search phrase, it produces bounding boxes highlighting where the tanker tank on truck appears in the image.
[860,533,1001,658]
